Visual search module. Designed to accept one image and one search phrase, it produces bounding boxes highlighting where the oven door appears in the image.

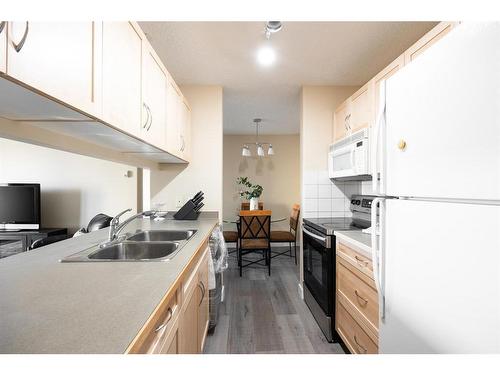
[302,225,333,315]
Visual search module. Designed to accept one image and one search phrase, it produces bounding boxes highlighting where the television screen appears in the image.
[0,184,41,225]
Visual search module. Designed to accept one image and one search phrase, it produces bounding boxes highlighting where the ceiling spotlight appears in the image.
[257,46,276,66]
[242,145,251,157]
[265,21,283,39]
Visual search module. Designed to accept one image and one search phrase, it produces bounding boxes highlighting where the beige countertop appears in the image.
[0,215,218,354]
[334,230,372,258]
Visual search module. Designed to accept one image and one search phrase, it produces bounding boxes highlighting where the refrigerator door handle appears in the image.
[371,197,385,322]
[372,81,386,193]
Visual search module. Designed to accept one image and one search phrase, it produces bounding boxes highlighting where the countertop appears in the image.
[334,230,372,258]
[0,215,218,354]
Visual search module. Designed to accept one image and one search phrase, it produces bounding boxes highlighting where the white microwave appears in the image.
[328,128,371,181]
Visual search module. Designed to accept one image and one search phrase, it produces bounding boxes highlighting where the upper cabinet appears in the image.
[333,22,459,143]
[404,22,457,64]
[102,22,142,138]
[141,45,167,150]
[0,21,6,73]
[166,79,191,161]
[179,97,191,161]
[350,81,374,133]
[5,22,100,117]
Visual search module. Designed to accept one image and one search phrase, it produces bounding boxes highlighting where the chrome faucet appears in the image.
[106,209,157,244]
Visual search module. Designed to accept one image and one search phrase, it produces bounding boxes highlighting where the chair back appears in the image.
[241,202,264,210]
[238,210,271,245]
[289,204,301,236]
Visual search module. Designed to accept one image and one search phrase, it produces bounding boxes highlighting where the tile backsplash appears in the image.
[302,169,360,219]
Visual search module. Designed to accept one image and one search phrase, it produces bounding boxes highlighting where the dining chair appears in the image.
[270,204,300,264]
[241,202,264,210]
[237,210,272,277]
[223,229,238,255]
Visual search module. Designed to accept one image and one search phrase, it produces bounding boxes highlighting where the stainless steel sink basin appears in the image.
[127,230,197,242]
[87,242,179,261]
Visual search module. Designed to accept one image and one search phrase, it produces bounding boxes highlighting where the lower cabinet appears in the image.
[126,244,210,354]
[335,239,379,354]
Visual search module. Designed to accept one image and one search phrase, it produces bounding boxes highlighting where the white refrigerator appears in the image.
[370,22,500,353]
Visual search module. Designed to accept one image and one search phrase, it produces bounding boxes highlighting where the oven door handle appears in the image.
[302,227,328,245]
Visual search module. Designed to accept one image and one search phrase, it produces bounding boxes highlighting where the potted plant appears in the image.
[236,177,263,210]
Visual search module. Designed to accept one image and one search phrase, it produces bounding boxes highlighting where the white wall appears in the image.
[0,138,138,233]
[150,86,223,218]
[223,134,300,229]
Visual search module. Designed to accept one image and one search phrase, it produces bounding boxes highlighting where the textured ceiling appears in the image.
[140,21,437,134]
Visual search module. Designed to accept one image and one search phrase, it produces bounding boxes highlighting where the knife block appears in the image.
[173,200,201,220]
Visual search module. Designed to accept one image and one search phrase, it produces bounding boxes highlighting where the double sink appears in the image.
[61,229,197,262]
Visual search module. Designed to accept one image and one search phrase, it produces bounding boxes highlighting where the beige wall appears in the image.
[223,134,300,228]
[0,138,138,233]
[150,86,223,218]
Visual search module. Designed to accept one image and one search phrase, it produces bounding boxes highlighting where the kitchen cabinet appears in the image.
[6,22,100,117]
[350,81,374,133]
[333,99,351,142]
[166,79,191,161]
[404,22,457,64]
[0,21,6,73]
[141,46,167,150]
[335,239,379,354]
[179,247,209,353]
[102,22,142,137]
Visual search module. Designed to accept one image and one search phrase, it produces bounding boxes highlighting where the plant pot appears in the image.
[249,197,259,210]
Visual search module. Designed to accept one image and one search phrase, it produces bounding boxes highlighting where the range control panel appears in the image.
[350,195,377,214]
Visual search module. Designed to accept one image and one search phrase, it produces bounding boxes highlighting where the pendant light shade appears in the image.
[257,145,264,156]
[242,146,251,157]
[268,144,274,155]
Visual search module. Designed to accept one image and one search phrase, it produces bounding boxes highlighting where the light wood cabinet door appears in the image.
[350,81,374,133]
[336,302,378,354]
[333,99,351,142]
[141,46,167,150]
[166,80,181,157]
[179,98,191,161]
[373,54,404,126]
[0,21,6,73]
[159,318,180,354]
[197,249,209,352]
[179,283,199,354]
[102,22,142,137]
[6,22,100,117]
[404,22,457,64]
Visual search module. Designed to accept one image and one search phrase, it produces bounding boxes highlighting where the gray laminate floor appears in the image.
[203,247,345,354]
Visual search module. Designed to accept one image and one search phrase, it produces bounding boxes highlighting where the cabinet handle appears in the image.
[346,114,351,130]
[154,307,173,332]
[142,103,150,129]
[0,22,6,35]
[146,105,153,131]
[180,135,185,152]
[198,281,206,306]
[354,255,369,267]
[354,289,368,305]
[12,21,29,53]
[354,335,367,353]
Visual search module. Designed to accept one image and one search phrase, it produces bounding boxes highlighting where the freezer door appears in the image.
[380,199,500,353]
[385,23,500,200]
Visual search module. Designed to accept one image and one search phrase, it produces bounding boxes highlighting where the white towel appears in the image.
[207,247,216,290]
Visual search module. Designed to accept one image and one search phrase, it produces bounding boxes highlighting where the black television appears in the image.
[0,183,41,231]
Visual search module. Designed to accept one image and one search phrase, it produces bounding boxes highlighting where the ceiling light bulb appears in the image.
[257,46,276,66]
[257,145,264,156]
[268,145,274,155]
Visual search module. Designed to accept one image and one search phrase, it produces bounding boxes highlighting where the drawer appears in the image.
[337,301,378,354]
[135,288,180,354]
[337,241,373,274]
[337,257,379,332]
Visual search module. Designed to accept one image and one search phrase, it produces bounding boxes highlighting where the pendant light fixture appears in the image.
[241,118,275,157]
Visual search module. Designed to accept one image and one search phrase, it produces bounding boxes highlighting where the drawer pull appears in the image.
[354,255,368,266]
[354,335,367,353]
[354,290,368,305]
[154,307,173,332]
